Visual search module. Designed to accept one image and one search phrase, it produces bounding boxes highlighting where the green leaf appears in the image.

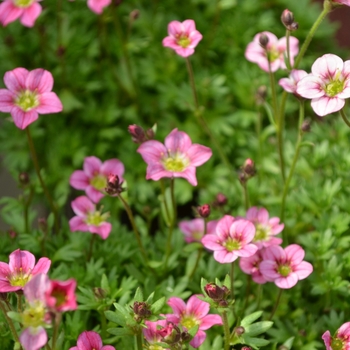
[7,311,21,323]
[244,321,273,336]
[151,297,165,314]
[101,274,110,293]
[107,327,133,336]
[242,335,270,348]
[241,311,263,327]
[188,324,199,338]
[105,310,127,327]
[133,287,143,302]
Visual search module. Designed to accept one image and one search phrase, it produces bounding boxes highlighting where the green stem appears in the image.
[51,313,62,350]
[268,289,283,320]
[285,30,292,71]
[56,0,66,85]
[230,261,235,298]
[165,179,176,268]
[340,109,350,128]
[100,311,107,339]
[294,6,330,69]
[87,234,97,261]
[135,332,143,350]
[188,248,203,279]
[0,301,20,343]
[221,310,231,350]
[280,101,305,223]
[118,195,148,263]
[160,179,171,224]
[26,127,59,233]
[24,187,34,233]
[242,182,249,211]
[16,294,22,313]
[186,57,199,109]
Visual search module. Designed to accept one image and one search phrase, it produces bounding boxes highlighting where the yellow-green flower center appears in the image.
[14,0,34,7]
[253,224,270,242]
[8,267,31,287]
[176,35,191,48]
[278,264,291,277]
[21,301,46,328]
[86,210,109,226]
[51,289,67,307]
[163,154,188,172]
[267,48,280,63]
[181,315,199,329]
[224,237,241,252]
[325,79,344,97]
[90,174,106,191]
[331,338,344,350]
[15,90,39,112]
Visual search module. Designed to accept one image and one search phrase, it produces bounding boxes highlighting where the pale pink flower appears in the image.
[70,156,125,203]
[166,295,222,348]
[245,207,283,249]
[322,322,350,350]
[179,219,217,243]
[260,244,313,289]
[332,0,350,6]
[0,249,51,292]
[162,19,203,57]
[70,331,115,350]
[69,196,112,239]
[245,31,299,72]
[0,68,62,129]
[0,0,42,27]
[45,279,77,312]
[279,69,308,95]
[201,216,258,264]
[137,128,212,186]
[87,0,111,14]
[143,320,169,347]
[296,54,350,116]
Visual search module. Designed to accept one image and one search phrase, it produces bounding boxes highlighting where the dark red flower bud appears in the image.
[145,128,155,140]
[105,174,124,195]
[130,9,140,21]
[19,172,30,186]
[243,158,256,176]
[131,301,151,321]
[205,283,230,303]
[301,120,311,133]
[214,193,228,207]
[7,228,17,239]
[281,9,298,31]
[157,323,182,345]
[128,124,146,144]
[242,347,252,350]
[259,34,269,49]
[234,326,245,335]
[197,204,211,218]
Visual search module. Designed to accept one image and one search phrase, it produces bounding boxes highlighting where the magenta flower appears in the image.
[162,19,203,57]
[322,322,350,350]
[166,295,222,348]
[87,0,111,14]
[0,68,62,129]
[179,219,217,243]
[70,331,115,350]
[260,244,313,289]
[245,31,299,72]
[245,207,283,249]
[45,279,77,312]
[143,320,169,346]
[279,69,308,95]
[296,54,350,116]
[0,0,42,27]
[70,156,125,203]
[69,196,112,239]
[201,216,258,264]
[137,128,212,186]
[0,249,51,292]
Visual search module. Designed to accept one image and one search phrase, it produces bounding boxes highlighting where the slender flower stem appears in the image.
[280,101,305,223]
[100,311,107,339]
[285,30,292,71]
[268,289,283,320]
[221,310,231,350]
[340,109,350,128]
[294,6,330,69]
[159,179,171,224]
[188,248,203,279]
[16,294,22,313]
[165,179,176,268]
[52,313,62,350]
[186,57,200,109]
[230,261,235,298]
[87,234,97,261]
[0,301,20,343]
[242,182,249,211]
[26,127,59,233]
[23,187,34,233]
[118,194,148,263]
[135,332,143,350]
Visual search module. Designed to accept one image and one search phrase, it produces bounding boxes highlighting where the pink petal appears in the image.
[36,92,63,114]
[182,19,196,34]
[0,1,23,27]
[166,314,181,324]
[23,274,50,303]
[77,331,103,350]
[0,262,10,279]
[102,347,116,350]
[137,140,167,164]
[146,164,170,181]
[0,279,20,292]
[87,0,111,14]
[86,185,104,203]
[322,330,332,350]
[69,171,89,190]
[162,36,178,49]
[168,21,183,37]
[199,314,223,330]
[235,244,258,258]
[201,234,224,251]
[259,260,280,280]
[311,96,345,116]
[175,47,195,57]
[20,327,47,350]
[164,129,192,154]
[31,258,51,275]
[100,159,125,180]
[9,249,35,273]
[279,77,296,93]
[83,156,102,178]
[3,67,28,93]
[175,167,197,186]
[213,250,237,264]
[190,330,206,348]
[246,207,259,221]
[312,54,344,80]
[20,2,42,28]
[90,222,112,240]
[187,144,212,166]
[167,297,186,316]
[0,89,14,112]
[69,216,89,232]
[186,295,209,319]
[188,31,203,48]
[275,273,298,289]
[296,75,325,99]
[216,215,235,240]
[71,196,95,217]
[262,245,285,262]
[230,219,256,243]
[26,69,54,93]
[256,208,269,224]
[10,106,38,129]
[294,261,313,280]
[285,244,305,265]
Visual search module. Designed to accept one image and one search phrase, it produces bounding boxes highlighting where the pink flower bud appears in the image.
[128,124,146,144]
[259,34,269,48]
[198,204,211,218]
[19,172,30,186]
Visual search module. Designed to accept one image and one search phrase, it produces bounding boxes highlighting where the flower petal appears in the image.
[296,75,325,99]
[216,215,235,240]
[164,129,192,154]
[294,261,313,280]
[69,216,89,232]
[86,186,104,203]
[89,222,112,240]
[36,92,63,114]
[83,156,102,178]
[69,171,89,190]
[137,140,167,164]
[285,244,305,266]
[20,2,42,27]
[4,68,28,93]
[71,196,95,217]
[187,144,212,166]
[167,297,186,316]
[100,159,125,180]
[175,167,197,186]
[275,273,298,289]
[9,249,35,273]
[11,106,38,129]
[190,330,206,348]
[0,1,23,27]
[186,295,209,319]
[311,96,345,116]
[77,331,103,350]
[26,69,54,93]
[200,314,223,330]
[0,89,15,112]
[312,54,344,80]
[20,326,47,350]
[31,258,51,275]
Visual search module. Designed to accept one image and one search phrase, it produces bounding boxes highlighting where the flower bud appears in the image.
[19,172,30,186]
[7,228,17,239]
[130,9,140,21]
[128,124,146,144]
[243,158,256,176]
[259,34,269,49]
[281,9,298,31]
[234,326,245,335]
[105,174,124,195]
[242,347,252,350]
[157,323,182,345]
[93,287,107,299]
[301,120,311,133]
[204,283,230,303]
[145,128,155,140]
[197,204,211,218]
[131,301,151,322]
[215,193,227,206]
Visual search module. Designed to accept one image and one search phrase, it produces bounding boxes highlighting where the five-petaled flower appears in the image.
[201,216,258,264]
[245,31,299,72]
[69,196,112,239]
[45,279,77,313]
[137,128,212,186]
[0,249,51,293]
[166,295,222,348]
[70,156,125,203]
[87,0,111,15]
[0,68,63,129]
[162,19,203,57]
[296,54,350,116]
[322,322,350,350]
[279,69,308,96]
[0,0,42,27]
[260,244,313,289]
[70,330,115,350]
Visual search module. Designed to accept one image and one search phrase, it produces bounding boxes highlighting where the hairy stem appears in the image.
[221,310,231,350]
[0,301,20,344]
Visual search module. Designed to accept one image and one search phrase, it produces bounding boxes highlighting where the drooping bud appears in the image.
[204,283,230,306]
[105,174,124,195]
[234,326,245,335]
[213,193,228,208]
[281,9,298,31]
[301,120,311,133]
[243,158,256,177]
[19,172,30,186]
[128,124,146,144]
[259,34,269,49]
[131,301,151,322]
[255,85,267,106]
[145,128,155,140]
[197,204,211,218]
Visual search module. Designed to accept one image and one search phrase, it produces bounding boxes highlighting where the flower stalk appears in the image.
[268,289,283,320]
[221,310,231,350]
[0,301,20,344]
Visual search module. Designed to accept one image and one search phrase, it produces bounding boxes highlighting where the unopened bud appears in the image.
[259,33,269,49]
[242,347,252,350]
[205,283,230,303]
[234,326,245,335]
[243,158,256,177]
[213,193,228,207]
[130,9,140,21]
[197,204,210,218]
[158,323,182,345]
[0,293,8,301]
[131,301,151,322]
[7,228,17,239]
[301,120,311,133]
[181,330,191,343]
[19,172,30,186]
[93,287,107,299]
[281,9,298,31]
[38,218,48,234]
[255,85,267,105]
[105,174,124,195]
[56,45,65,57]
[128,124,146,144]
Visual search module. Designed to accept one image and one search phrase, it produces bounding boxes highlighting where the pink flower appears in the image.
[332,0,350,5]
[137,128,212,186]
[260,244,313,289]
[70,156,125,203]
[296,54,350,116]
[45,279,77,312]
[87,0,111,14]
[70,331,115,350]
[245,207,283,249]
[279,69,308,95]
[201,216,258,264]
[179,219,217,243]
[162,19,203,57]
[0,68,62,129]
[0,0,42,27]
[322,322,350,350]
[143,320,169,346]
[0,249,51,292]
[69,196,112,239]
[166,295,222,348]
[245,31,299,72]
